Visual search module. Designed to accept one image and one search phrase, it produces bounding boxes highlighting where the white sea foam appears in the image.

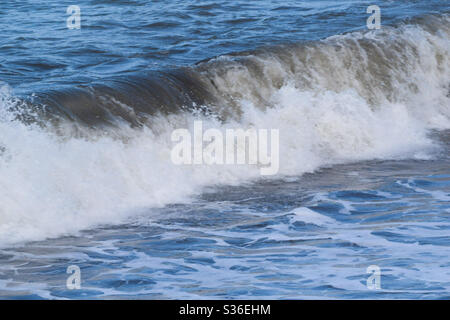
[290,207,335,226]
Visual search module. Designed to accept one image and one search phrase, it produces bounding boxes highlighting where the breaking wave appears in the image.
[0,13,449,246]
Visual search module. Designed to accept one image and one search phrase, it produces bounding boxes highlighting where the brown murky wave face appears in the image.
[4,14,448,137]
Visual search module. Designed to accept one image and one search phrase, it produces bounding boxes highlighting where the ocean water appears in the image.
[0,0,449,299]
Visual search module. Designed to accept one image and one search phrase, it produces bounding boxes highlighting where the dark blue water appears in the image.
[2,0,449,94]
[0,1,449,299]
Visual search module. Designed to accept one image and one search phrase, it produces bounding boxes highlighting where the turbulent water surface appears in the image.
[0,0,449,299]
